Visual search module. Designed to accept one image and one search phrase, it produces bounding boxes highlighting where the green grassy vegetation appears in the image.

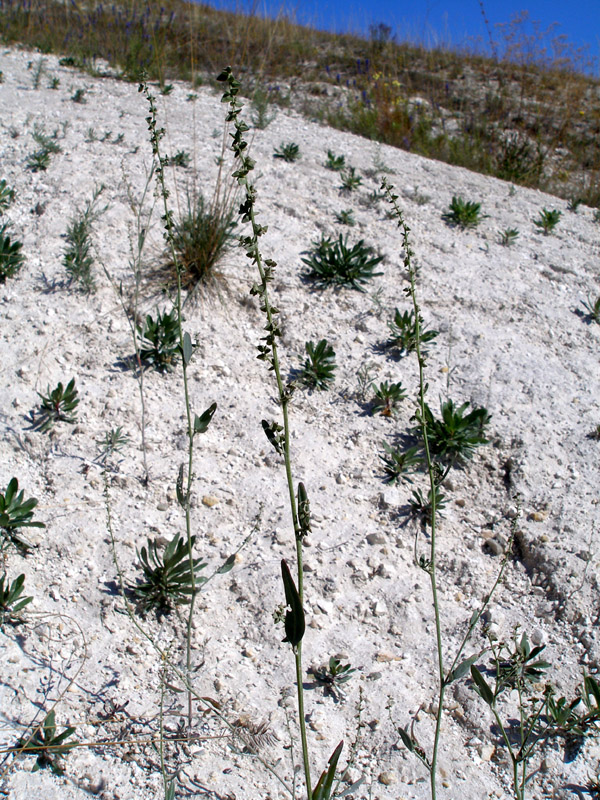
[0,0,598,203]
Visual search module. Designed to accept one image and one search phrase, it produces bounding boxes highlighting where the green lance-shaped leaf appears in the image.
[471,665,495,707]
[176,464,186,507]
[182,331,193,365]
[446,653,479,685]
[281,559,305,648]
[313,740,344,800]
[194,402,217,434]
[262,419,284,454]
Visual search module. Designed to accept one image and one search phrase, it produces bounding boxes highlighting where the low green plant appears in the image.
[0,224,25,282]
[168,189,237,292]
[159,82,173,95]
[339,166,362,192]
[71,87,86,103]
[311,657,357,700]
[299,339,336,391]
[250,85,277,129]
[533,207,561,234]
[26,149,50,172]
[334,209,355,226]
[167,150,191,168]
[34,378,79,433]
[0,477,45,553]
[421,399,491,466]
[302,234,383,291]
[593,210,600,223]
[97,426,130,465]
[48,76,60,89]
[132,533,206,616]
[380,443,422,484]
[137,308,181,372]
[582,295,600,324]
[408,485,447,523]
[26,126,62,172]
[370,380,407,417]
[471,633,600,800]
[442,196,485,229]
[29,56,46,89]
[11,710,77,776]
[499,227,519,246]
[567,196,582,213]
[386,307,438,356]
[63,184,106,292]
[0,573,33,626]
[273,142,300,162]
[0,179,15,212]
[325,150,345,171]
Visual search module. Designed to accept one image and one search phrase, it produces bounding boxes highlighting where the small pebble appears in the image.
[378,771,396,786]
[202,495,219,507]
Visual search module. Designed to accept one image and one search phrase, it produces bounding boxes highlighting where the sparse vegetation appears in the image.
[298,339,337,391]
[273,141,300,162]
[499,227,519,246]
[442,196,486,229]
[370,380,407,417]
[137,308,181,373]
[0,572,33,626]
[386,307,438,356]
[0,223,25,282]
[0,477,45,553]
[302,234,383,291]
[325,150,345,171]
[63,184,106,292]
[533,207,561,234]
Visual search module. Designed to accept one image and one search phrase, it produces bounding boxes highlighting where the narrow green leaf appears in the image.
[176,464,186,507]
[193,402,217,434]
[182,331,193,365]
[281,559,305,648]
[397,727,415,752]
[471,665,494,706]
[216,554,236,574]
[446,653,479,684]
[312,740,343,800]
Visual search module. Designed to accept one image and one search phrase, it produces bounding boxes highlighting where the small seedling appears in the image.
[0,478,45,553]
[0,224,25,282]
[299,339,336,391]
[325,150,345,171]
[370,380,407,417]
[0,573,33,626]
[97,427,130,465]
[567,196,582,213]
[159,83,173,95]
[380,443,422,484]
[27,126,62,172]
[48,76,60,89]
[386,308,438,356]
[71,88,86,103]
[311,656,357,700]
[85,128,97,142]
[302,234,383,291]
[137,308,181,372]
[34,378,79,433]
[355,362,377,401]
[442,196,485,229]
[26,149,50,172]
[0,179,15,212]
[410,185,430,206]
[187,92,198,102]
[250,86,277,129]
[408,486,447,522]
[582,295,600,324]
[334,209,355,226]
[422,399,491,466]
[499,228,519,246]
[273,142,300,162]
[132,533,206,616]
[533,207,561,235]
[12,711,77,776]
[593,210,600,223]
[339,166,362,192]
[29,57,46,89]
[167,150,191,168]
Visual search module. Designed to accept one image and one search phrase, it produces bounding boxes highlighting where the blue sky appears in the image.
[201,1,600,74]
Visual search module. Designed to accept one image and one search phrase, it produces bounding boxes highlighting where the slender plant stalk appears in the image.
[140,80,208,732]
[218,67,314,799]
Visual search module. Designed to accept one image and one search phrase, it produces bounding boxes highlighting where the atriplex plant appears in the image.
[442,195,485,229]
[219,65,344,800]
[334,209,355,226]
[499,227,519,246]
[302,233,383,291]
[33,377,79,433]
[273,141,301,162]
[381,179,504,799]
[26,125,62,172]
[0,223,25,282]
[380,442,422,484]
[298,339,337,391]
[533,207,561,234]
[339,166,362,192]
[11,710,77,776]
[0,477,45,553]
[63,184,106,293]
